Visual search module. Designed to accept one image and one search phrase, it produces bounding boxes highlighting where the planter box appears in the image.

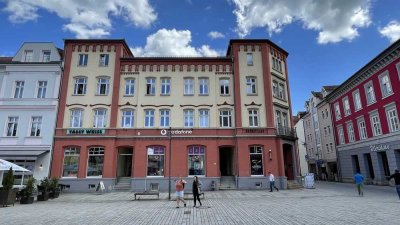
[37,192,49,201]
[49,190,60,199]
[20,196,34,204]
[0,189,17,206]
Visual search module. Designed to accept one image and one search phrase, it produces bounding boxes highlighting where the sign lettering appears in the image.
[67,129,105,135]
[369,144,390,152]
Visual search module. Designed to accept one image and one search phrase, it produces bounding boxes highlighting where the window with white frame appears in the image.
[37,81,47,98]
[334,103,341,120]
[276,110,282,126]
[379,72,392,97]
[99,54,109,66]
[93,109,107,128]
[161,78,171,95]
[248,109,259,127]
[343,97,351,116]
[219,79,230,95]
[6,116,18,137]
[199,109,209,127]
[14,81,24,98]
[246,77,257,95]
[386,106,399,133]
[121,110,134,128]
[160,109,170,127]
[365,82,376,105]
[247,53,253,66]
[199,78,209,95]
[249,146,263,176]
[147,146,165,176]
[30,116,42,137]
[357,118,367,140]
[184,78,194,95]
[347,122,355,143]
[188,146,205,176]
[338,126,345,144]
[219,109,232,127]
[282,112,288,127]
[87,147,104,177]
[144,109,155,127]
[146,78,156,95]
[63,147,80,177]
[70,109,83,128]
[124,79,135,96]
[272,80,278,97]
[353,90,362,111]
[370,113,382,136]
[97,77,110,95]
[42,50,51,62]
[184,109,194,127]
[24,50,33,62]
[78,54,88,66]
[278,83,286,100]
[73,77,87,95]
[272,57,282,72]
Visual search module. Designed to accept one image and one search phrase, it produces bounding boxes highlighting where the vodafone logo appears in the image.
[160,129,193,136]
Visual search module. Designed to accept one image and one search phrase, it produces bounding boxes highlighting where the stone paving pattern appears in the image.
[1,182,399,225]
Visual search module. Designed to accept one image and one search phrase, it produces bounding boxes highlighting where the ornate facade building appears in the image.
[50,39,298,192]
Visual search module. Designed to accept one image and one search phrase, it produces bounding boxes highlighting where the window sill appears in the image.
[95,94,109,96]
[381,92,394,99]
[145,94,156,96]
[25,136,42,138]
[160,94,170,96]
[220,94,230,97]
[354,108,362,112]
[247,93,258,96]
[2,136,18,138]
[123,95,134,97]
[184,94,194,96]
[72,94,85,96]
[198,94,209,96]
[366,101,377,107]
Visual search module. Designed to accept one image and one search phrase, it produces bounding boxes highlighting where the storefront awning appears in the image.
[0,150,49,160]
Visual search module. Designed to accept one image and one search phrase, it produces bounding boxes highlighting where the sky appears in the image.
[1,0,400,115]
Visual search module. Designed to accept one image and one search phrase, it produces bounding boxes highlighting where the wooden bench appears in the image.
[183,192,205,199]
[134,183,159,200]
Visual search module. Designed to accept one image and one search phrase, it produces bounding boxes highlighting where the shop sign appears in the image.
[160,129,192,136]
[369,144,390,152]
[67,129,105,135]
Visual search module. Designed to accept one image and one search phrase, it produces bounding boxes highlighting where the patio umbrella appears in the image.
[0,159,31,187]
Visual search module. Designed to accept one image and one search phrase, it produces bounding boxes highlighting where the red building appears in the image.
[327,39,400,184]
[50,39,298,192]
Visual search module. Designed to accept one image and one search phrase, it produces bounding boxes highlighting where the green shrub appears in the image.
[1,168,14,190]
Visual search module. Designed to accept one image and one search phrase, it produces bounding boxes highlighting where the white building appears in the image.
[294,112,308,176]
[0,42,62,185]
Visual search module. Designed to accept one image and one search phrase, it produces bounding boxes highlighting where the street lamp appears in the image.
[168,127,172,200]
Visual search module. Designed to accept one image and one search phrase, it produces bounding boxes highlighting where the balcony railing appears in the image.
[276,125,297,140]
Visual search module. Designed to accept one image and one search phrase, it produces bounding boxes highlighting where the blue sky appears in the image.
[1,0,400,115]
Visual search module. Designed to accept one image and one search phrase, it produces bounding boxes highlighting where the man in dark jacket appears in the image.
[387,169,400,200]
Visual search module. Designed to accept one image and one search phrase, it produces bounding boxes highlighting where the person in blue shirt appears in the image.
[354,171,364,196]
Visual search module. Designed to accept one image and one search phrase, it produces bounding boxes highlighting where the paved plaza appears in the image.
[1,182,399,225]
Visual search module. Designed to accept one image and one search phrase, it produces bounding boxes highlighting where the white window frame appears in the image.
[248,109,259,127]
[30,116,42,137]
[272,80,278,97]
[219,109,232,127]
[24,50,33,62]
[78,54,88,66]
[121,110,134,128]
[184,78,194,95]
[73,77,87,95]
[144,109,155,128]
[93,108,107,128]
[370,112,382,136]
[161,78,171,95]
[199,109,209,127]
[6,116,18,137]
[247,53,253,66]
[14,81,24,98]
[343,97,351,116]
[124,78,135,96]
[353,90,362,111]
[338,126,345,145]
[184,109,195,128]
[278,83,286,100]
[199,78,209,95]
[37,81,47,98]
[347,122,355,143]
[70,109,83,128]
[219,79,230,95]
[42,50,51,62]
[357,118,367,140]
[160,109,170,128]
[246,77,257,95]
[334,103,341,120]
[379,71,392,97]
[386,105,399,133]
[96,77,110,95]
[99,54,109,67]
[365,81,376,105]
[146,78,156,95]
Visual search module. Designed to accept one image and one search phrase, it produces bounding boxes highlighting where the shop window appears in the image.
[250,146,263,175]
[87,147,104,177]
[147,146,165,176]
[188,146,205,176]
[63,147,80,177]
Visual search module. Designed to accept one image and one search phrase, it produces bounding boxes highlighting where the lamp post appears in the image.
[168,127,172,200]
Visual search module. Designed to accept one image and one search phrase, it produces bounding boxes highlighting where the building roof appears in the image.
[0,57,13,63]
[311,91,323,100]
[322,85,339,92]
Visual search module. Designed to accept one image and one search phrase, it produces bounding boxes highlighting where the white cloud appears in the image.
[378,21,400,43]
[3,0,157,38]
[131,29,222,57]
[208,31,225,39]
[231,0,371,44]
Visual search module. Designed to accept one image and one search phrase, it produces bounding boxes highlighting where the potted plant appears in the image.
[37,177,50,201]
[0,168,17,206]
[49,177,60,199]
[20,177,36,204]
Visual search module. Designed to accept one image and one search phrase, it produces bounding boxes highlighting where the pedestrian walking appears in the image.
[386,169,400,200]
[268,171,279,192]
[192,176,202,207]
[175,177,187,208]
[354,171,364,196]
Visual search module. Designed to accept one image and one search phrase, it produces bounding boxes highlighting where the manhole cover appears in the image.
[184,210,191,214]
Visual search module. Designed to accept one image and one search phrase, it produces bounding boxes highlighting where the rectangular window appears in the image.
[338,127,345,144]
[99,54,109,66]
[347,122,355,143]
[246,77,257,95]
[93,109,107,128]
[161,78,171,95]
[70,109,83,128]
[247,53,253,66]
[220,79,229,95]
[278,83,286,100]
[219,110,232,127]
[6,117,18,136]
[272,57,282,72]
[78,54,88,66]
[365,82,376,105]
[199,109,209,127]
[147,146,165,176]
[358,118,367,140]
[124,79,135,96]
[334,103,341,120]
[272,80,278,97]
[276,110,282,126]
[87,147,104,177]
[160,109,170,127]
[330,143,333,153]
[24,50,33,62]
[42,50,51,62]
[121,110,134,128]
[184,109,194,127]
[144,109,155,127]
[199,78,209,95]
[97,78,109,95]
[63,147,80,177]
[249,146,263,176]
[30,116,42,137]
[14,81,25,98]
[146,78,156,95]
[370,113,382,136]
[37,81,47,98]
[184,78,194,95]
[380,72,392,97]
[353,90,362,111]
[73,78,87,95]
[386,107,399,133]
[248,109,259,127]
[188,146,205,176]
[343,98,351,116]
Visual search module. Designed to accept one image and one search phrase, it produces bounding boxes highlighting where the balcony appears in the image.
[276,125,297,140]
